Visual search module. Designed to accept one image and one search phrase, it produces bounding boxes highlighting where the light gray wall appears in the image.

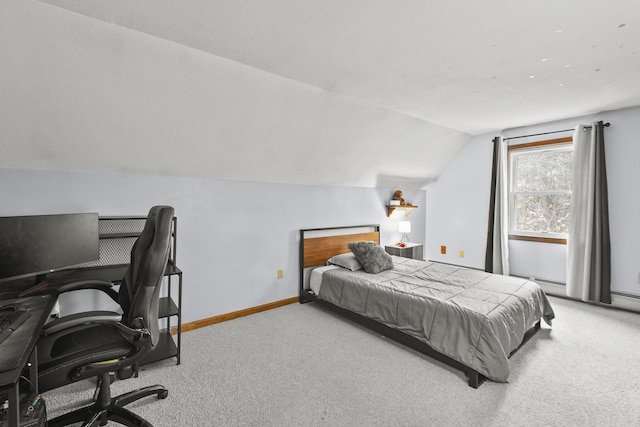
[426,105,640,297]
[0,167,426,322]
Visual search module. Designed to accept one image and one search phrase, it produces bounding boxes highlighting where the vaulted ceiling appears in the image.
[38,0,640,134]
[3,1,639,188]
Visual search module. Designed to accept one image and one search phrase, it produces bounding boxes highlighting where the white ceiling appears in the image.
[38,0,640,135]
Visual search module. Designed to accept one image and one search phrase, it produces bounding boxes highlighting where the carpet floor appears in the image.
[42,295,640,426]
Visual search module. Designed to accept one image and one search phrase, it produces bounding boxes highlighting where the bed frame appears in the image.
[298,225,541,388]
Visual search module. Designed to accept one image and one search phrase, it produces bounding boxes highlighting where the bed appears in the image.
[299,225,555,388]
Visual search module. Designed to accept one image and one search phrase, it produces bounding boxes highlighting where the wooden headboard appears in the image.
[299,225,380,297]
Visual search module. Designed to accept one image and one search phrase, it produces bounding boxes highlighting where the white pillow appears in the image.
[326,252,363,271]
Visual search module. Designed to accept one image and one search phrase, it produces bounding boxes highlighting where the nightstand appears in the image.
[385,243,423,260]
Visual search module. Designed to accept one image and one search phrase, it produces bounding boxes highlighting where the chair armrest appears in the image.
[21,279,119,302]
[58,280,120,303]
[56,280,115,294]
[42,311,123,335]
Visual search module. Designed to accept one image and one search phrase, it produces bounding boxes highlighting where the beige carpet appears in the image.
[43,295,640,426]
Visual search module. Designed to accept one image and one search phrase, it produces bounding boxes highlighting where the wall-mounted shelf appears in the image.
[386,205,418,217]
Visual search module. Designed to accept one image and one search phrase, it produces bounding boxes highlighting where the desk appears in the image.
[0,294,56,427]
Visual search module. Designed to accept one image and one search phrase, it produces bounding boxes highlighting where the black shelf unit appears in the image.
[75,215,182,366]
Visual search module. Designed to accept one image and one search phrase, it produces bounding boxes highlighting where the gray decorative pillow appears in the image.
[327,253,363,271]
[348,241,394,274]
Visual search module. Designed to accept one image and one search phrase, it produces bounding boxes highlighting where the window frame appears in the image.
[507,136,573,245]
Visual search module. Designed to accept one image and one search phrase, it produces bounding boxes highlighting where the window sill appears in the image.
[508,235,566,245]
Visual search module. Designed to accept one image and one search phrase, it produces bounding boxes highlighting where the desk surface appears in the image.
[0,267,124,426]
[0,294,56,384]
[0,266,127,378]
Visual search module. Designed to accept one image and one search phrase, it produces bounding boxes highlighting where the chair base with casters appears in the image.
[47,372,168,427]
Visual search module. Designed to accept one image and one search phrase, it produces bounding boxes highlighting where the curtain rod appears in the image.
[503,122,610,141]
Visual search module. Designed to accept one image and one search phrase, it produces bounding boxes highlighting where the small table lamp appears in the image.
[399,221,411,243]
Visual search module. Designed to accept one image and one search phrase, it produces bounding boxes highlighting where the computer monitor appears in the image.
[0,213,100,285]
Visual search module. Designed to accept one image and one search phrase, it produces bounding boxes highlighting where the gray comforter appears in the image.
[317,257,555,382]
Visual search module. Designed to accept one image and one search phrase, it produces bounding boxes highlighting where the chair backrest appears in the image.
[118,205,174,347]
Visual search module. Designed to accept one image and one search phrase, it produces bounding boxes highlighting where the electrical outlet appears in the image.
[277,269,284,279]
[440,245,446,255]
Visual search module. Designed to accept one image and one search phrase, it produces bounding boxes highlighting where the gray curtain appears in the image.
[566,121,611,303]
[485,136,509,275]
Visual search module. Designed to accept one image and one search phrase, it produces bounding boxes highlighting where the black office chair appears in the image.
[36,205,175,427]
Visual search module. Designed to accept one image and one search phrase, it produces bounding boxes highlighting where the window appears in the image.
[508,137,573,243]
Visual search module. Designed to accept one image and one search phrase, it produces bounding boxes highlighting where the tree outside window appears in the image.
[508,139,572,243]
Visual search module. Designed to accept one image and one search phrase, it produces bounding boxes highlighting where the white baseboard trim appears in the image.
[535,280,565,296]
[610,293,640,313]
[535,279,640,313]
